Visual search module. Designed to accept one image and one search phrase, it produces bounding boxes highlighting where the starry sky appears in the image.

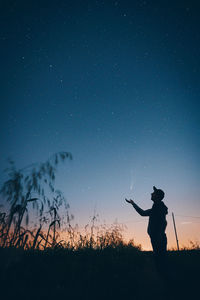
[1,0,200,249]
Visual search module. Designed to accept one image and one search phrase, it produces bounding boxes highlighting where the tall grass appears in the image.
[0,152,73,249]
[0,153,141,251]
[0,204,141,250]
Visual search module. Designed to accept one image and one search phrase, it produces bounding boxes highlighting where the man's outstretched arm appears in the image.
[125,199,151,216]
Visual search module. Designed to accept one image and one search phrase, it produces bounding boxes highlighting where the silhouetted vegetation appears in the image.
[0,246,199,300]
[0,153,141,252]
[0,152,73,249]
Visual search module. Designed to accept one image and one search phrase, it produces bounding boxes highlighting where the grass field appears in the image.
[0,247,199,300]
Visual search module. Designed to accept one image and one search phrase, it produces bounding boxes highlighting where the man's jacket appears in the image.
[132,201,168,237]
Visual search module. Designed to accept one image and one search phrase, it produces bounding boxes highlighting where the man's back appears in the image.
[147,201,168,237]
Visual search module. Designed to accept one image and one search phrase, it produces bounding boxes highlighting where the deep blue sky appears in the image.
[1,1,200,248]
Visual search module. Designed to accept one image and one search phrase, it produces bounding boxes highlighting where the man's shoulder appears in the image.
[152,202,168,214]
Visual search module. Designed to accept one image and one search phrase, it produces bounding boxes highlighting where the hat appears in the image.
[153,186,165,200]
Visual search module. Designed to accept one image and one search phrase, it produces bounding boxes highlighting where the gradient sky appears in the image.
[1,0,200,249]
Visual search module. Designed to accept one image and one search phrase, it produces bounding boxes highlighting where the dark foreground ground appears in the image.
[0,247,199,300]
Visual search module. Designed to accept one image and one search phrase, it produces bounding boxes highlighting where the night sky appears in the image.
[1,0,200,249]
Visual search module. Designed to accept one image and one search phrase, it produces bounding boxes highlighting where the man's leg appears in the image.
[150,234,167,276]
[151,234,167,254]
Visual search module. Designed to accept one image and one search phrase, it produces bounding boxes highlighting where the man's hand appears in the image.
[125,198,134,205]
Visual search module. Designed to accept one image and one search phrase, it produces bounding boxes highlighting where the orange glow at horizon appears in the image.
[55,215,200,251]
[122,216,200,250]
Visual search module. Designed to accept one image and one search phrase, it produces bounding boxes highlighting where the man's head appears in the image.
[151,186,165,202]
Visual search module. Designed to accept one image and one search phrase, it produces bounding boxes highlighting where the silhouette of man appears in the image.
[125,186,168,271]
